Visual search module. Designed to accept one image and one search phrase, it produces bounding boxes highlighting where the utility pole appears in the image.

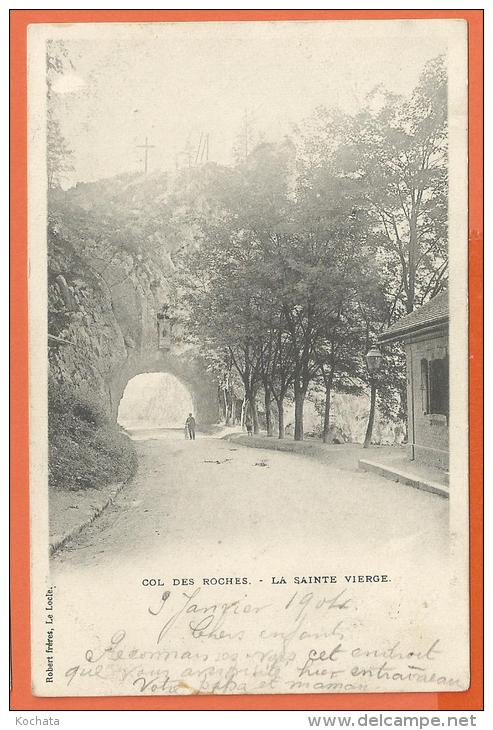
[195,133,210,166]
[136,136,156,175]
[194,133,203,166]
[175,133,210,172]
[244,109,249,160]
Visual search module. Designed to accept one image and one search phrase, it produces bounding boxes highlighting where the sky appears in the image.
[48,20,452,187]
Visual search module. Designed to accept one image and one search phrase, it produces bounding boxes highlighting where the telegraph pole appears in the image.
[244,109,249,159]
[136,136,156,175]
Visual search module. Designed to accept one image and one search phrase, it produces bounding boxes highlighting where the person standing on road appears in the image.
[185,412,196,440]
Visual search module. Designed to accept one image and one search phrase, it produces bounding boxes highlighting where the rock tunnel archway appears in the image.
[108,348,219,428]
[118,373,194,429]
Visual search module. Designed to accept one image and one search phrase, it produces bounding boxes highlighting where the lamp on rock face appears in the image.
[365,345,383,375]
[157,303,173,350]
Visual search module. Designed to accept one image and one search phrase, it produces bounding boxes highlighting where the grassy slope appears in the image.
[48,378,137,491]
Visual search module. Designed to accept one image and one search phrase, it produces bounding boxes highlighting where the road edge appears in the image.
[49,480,125,556]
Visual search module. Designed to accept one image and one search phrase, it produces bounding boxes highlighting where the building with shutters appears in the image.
[379,291,449,471]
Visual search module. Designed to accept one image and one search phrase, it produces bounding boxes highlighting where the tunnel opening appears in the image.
[117,372,194,431]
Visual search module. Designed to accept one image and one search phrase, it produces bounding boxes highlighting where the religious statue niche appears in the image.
[157,303,173,350]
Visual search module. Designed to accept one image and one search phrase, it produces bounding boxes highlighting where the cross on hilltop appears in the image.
[136,136,156,175]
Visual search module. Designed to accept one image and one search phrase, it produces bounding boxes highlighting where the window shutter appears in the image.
[420,359,429,413]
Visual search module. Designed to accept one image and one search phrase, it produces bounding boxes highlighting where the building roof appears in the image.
[378,291,449,343]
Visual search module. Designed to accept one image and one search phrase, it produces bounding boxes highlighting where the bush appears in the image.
[48,378,138,491]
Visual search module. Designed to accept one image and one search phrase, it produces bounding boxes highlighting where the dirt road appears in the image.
[52,429,448,575]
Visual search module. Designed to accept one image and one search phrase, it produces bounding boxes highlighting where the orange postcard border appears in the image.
[9,8,484,712]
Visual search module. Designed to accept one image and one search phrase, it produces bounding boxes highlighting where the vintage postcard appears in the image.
[24,16,473,699]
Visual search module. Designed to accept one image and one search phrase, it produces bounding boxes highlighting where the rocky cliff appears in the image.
[47,172,219,491]
[48,173,219,425]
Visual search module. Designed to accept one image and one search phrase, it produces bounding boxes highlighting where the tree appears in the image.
[176,209,266,433]
[353,270,407,448]
[46,41,74,189]
[295,56,447,445]
[177,141,381,442]
[339,55,448,315]
[279,158,377,441]
[175,54,446,446]
[265,315,296,439]
[312,303,366,444]
[232,109,264,163]
[176,144,297,435]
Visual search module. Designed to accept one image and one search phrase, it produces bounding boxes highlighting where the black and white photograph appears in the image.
[27,18,469,696]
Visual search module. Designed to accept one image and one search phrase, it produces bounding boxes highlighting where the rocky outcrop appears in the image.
[47,182,219,426]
